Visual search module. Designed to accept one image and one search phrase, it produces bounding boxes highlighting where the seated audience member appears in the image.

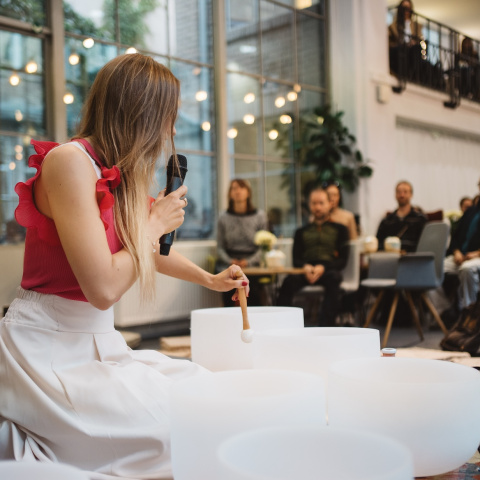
[277,187,349,326]
[460,196,473,213]
[376,180,427,253]
[216,178,268,307]
[325,182,358,240]
[443,200,480,310]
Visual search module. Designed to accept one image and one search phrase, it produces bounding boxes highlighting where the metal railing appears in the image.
[387,6,480,108]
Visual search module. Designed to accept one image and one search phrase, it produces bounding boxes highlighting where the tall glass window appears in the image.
[225,0,327,238]
[0,0,327,243]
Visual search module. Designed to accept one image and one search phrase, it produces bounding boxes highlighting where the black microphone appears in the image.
[159,154,188,256]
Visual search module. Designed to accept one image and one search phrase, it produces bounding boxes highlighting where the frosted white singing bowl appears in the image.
[328,357,480,477]
[252,327,380,383]
[0,461,89,480]
[217,426,414,480]
[190,306,304,371]
[170,369,326,480]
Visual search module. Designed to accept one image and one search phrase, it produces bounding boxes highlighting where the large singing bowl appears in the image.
[169,369,326,480]
[216,426,414,480]
[328,357,480,477]
[252,327,380,383]
[190,306,304,371]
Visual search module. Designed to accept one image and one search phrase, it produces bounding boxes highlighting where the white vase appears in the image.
[265,248,286,267]
[170,369,326,480]
[328,357,480,477]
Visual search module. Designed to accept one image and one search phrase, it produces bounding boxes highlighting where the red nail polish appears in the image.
[242,281,248,286]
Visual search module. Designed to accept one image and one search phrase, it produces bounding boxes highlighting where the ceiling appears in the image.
[386,0,480,40]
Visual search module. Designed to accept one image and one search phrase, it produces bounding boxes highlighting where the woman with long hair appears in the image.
[216,178,268,306]
[0,54,248,478]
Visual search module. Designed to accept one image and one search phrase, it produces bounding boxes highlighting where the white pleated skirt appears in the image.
[0,288,208,479]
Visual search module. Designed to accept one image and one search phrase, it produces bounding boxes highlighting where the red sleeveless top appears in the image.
[15,139,123,302]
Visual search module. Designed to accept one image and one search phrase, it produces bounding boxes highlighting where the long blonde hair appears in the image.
[76,53,180,301]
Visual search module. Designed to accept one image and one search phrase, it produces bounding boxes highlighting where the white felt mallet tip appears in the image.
[241,328,254,343]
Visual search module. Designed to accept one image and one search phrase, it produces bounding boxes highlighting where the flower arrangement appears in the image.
[254,230,277,251]
[444,209,463,224]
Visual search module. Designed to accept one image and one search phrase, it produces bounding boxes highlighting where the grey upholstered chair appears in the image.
[362,222,450,347]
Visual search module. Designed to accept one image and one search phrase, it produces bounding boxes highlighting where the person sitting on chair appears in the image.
[376,180,427,253]
[325,182,358,240]
[277,187,349,326]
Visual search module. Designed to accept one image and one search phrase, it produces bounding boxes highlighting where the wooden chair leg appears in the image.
[421,292,449,335]
[404,291,424,342]
[382,291,399,348]
[364,290,384,328]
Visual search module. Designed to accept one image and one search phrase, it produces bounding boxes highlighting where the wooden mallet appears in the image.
[236,270,254,343]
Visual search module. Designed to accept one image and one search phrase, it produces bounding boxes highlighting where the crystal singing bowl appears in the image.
[328,357,480,477]
[190,306,304,371]
[169,369,326,480]
[252,327,380,383]
[216,426,414,480]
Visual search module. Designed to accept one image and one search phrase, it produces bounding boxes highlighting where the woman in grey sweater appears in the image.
[217,179,268,306]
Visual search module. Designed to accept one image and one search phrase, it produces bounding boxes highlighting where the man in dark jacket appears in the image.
[277,187,349,326]
[376,180,427,252]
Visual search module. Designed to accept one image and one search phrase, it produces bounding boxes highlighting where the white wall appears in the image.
[329,0,480,238]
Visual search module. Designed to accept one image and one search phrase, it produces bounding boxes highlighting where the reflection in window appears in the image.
[0,0,46,26]
[0,32,45,137]
[156,154,216,240]
[0,135,34,244]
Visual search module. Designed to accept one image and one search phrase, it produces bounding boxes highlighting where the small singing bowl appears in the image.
[328,357,480,477]
[216,426,414,480]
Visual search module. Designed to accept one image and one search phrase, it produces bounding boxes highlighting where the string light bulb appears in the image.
[9,73,20,86]
[268,129,279,140]
[227,128,238,139]
[83,38,95,49]
[243,114,255,125]
[69,53,80,65]
[243,93,255,104]
[63,93,75,105]
[25,60,38,74]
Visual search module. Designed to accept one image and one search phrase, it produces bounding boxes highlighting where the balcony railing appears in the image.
[387,6,480,108]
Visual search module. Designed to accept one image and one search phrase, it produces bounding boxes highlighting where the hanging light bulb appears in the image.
[243,114,255,125]
[15,153,23,161]
[125,47,137,54]
[9,73,20,86]
[9,162,16,171]
[83,38,95,49]
[14,145,23,154]
[243,93,255,104]
[25,60,38,74]
[227,128,238,139]
[63,93,75,105]
[15,110,23,122]
[69,53,80,65]
[195,91,208,102]
[287,91,298,101]
[293,83,302,93]
[201,121,211,131]
[275,96,286,108]
[279,114,292,124]
[268,129,279,140]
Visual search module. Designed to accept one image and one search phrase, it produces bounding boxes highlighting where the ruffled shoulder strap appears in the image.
[73,139,121,225]
[15,140,61,244]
